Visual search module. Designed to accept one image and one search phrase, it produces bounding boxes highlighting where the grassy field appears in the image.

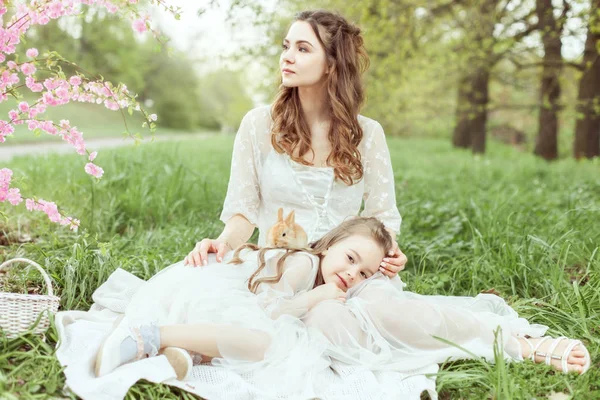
[0,136,598,399]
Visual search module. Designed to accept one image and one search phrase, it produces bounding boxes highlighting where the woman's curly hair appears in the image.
[271,9,370,186]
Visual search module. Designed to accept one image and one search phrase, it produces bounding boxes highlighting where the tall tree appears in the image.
[452,0,497,153]
[573,0,600,159]
[533,0,569,160]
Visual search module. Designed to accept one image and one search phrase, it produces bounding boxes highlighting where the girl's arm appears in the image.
[257,253,344,319]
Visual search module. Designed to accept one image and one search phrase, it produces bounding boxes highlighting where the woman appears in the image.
[184,10,408,278]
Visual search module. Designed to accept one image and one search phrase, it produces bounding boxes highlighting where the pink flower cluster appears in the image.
[0,0,174,230]
[2,168,79,231]
[0,168,22,206]
[25,198,80,231]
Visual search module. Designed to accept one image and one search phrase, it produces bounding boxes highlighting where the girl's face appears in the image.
[320,235,386,292]
[280,21,329,88]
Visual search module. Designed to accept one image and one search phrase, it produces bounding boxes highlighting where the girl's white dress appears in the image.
[54,107,548,399]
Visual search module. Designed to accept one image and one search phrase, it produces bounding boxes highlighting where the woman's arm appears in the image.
[185,214,256,266]
[360,122,407,275]
[360,121,402,234]
[217,214,256,251]
[185,109,261,266]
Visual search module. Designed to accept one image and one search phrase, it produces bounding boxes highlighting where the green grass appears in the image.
[0,136,599,399]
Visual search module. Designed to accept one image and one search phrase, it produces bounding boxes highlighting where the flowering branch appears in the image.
[0,0,175,230]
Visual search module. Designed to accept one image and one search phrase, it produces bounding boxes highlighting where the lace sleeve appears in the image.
[360,121,402,234]
[219,111,261,226]
[255,252,319,320]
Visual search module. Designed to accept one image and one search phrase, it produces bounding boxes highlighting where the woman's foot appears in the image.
[161,347,193,380]
[519,336,590,374]
[95,321,161,377]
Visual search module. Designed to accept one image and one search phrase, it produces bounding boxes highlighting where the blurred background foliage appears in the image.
[3,0,599,160]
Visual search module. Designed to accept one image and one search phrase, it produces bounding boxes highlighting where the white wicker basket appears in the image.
[0,258,60,339]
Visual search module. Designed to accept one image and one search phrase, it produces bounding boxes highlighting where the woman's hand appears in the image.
[184,238,231,267]
[379,240,408,277]
[312,282,347,303]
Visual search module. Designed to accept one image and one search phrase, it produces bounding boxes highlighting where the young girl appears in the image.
[88,218,590,400]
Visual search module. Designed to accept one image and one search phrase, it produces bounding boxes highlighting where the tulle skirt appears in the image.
[54,252,546,400]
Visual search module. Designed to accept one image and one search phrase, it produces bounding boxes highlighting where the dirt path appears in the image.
[0,132,214,162]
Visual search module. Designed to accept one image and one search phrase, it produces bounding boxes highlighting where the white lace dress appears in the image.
[219,105,402,245]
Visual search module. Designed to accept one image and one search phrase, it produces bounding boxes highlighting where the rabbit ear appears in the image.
[285,210,295,224]
[277,208,284,222]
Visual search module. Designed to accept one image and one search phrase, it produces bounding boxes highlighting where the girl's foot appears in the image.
[519,336,591,374]
[95,320,161,377]
[161,347,193,380]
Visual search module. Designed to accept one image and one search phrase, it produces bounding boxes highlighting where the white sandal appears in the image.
[521,336,591,374]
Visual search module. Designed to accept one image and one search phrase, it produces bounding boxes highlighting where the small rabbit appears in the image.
[266,208,308,249]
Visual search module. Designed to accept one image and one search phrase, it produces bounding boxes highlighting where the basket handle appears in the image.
[0,258,55,297]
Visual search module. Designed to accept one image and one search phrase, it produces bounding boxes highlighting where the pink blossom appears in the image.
[26,77,44,92]
[85,162,104,178]
[26,48,39,58]
[132,18,147,33]
[101,86,113,97]
[25,198,36,211]
[43,78,60,91]
[56,87,70,99]
[48,2,64,19]
[0,168,13,201]
[18,101,29,113]
[89,151,98,161]
[60,216,80,231]
[7,188,22,205]
[69,76,82,86]
[27,120,39,131]
[104,99,119,110]
[42,92,58,106]
[0,120,15,142]
[20,63,36,75]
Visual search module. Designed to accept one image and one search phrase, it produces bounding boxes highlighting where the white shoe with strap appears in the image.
[520,336,591,374]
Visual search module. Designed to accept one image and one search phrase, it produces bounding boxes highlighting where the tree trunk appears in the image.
[452,76,472,148]
[451,0,496,153]
[534,0,563,160]
[573,0,600,159]
[470,67,490,154]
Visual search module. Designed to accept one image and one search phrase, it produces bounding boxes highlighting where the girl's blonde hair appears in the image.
[229,217,393,293]
[271,9,370,186]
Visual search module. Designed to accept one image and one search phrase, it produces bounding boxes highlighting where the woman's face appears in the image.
[320,234,385,292]
[280,21,329,88]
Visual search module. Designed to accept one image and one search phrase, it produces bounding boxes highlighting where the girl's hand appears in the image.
[313,282,347,303]
[379,241,408,277]
[184,238,231,267]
